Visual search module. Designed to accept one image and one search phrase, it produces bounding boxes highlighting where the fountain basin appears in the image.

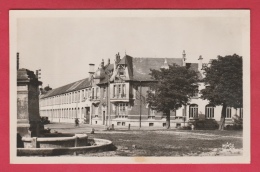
[17,133,115,156]
[22,133,88,148]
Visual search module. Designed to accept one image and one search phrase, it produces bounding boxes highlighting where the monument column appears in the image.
[17,68,42,138]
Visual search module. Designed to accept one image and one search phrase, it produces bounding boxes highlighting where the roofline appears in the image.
[41,85,92,99]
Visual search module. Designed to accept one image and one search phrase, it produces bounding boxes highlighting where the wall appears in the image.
[17,84,29,123]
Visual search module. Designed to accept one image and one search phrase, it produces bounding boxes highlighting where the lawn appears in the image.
[46,123,243,157]
[83,129,243,157]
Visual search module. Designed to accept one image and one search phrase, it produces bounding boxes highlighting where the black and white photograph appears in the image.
[10,10,250,164]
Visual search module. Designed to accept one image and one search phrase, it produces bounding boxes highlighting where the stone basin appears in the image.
[17,133,115,156]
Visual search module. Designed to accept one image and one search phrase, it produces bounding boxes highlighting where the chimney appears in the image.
[198,55,203,70]
[17,52,19,70]
[89,63,95,79]
[36,69,41,79]
[160,58,169,69]
[108,58,110,65]
[101,59,104,68]
[36,70,39,78]
[182,50,186,67]
[115,52,120,64]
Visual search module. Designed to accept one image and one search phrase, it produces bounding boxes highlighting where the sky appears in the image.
[13,10,249,89]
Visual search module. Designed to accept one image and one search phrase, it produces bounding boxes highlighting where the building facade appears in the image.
[39,51,243,128]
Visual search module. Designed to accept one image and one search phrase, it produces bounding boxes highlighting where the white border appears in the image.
[10,10,250,164]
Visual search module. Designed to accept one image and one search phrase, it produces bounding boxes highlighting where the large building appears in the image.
[39,51,243,128]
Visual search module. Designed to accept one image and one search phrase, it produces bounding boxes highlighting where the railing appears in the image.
[89,96,100,101]
[116,115,128,118]
[112,94,127,99]
[173,116,186,120]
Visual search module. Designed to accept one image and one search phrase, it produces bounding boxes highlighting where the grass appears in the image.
[84,129,243,156]
[46,123,243,157]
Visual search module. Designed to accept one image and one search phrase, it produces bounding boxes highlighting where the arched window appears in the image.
[205,104,215,118]
[189,104,198,118]
[226,107,232,118]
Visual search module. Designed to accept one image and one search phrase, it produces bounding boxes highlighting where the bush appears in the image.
[188,119,219,130]
[179,126,191,130]
[224,115,243,130]
[224,124,242,130]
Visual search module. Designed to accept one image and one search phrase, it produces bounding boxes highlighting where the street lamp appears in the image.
[105,71,112,129]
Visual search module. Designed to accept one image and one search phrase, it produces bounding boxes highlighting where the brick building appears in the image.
[39,51,243,128]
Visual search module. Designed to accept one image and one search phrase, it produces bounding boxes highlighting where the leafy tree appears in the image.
[44,85,52,91]
[40,85,52,94]
[201,54,243,130]
[147,64,199,129]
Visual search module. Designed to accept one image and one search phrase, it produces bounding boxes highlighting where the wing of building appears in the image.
[39,51,243,128]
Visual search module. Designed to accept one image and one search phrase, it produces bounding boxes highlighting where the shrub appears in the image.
[188,119,219,130]
[179,126,191,130]
[224,124,242,130]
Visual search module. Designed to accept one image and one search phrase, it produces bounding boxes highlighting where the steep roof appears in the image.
[41,78,90,98]
[98,64,114,85]
[40,55,204,99]
[186,63,203,80]
[131,58,183,81]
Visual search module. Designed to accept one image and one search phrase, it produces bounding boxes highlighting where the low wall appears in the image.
[17,138,114,156]
[22,134,88,148]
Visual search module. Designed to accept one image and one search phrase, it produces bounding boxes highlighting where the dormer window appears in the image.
[119,71,125,76]
[118,67,125,76]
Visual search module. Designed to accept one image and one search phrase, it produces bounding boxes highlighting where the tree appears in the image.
[44,85,52,91]
[40,85,52,94]
[200,54,243,130]
[147,64,199,129]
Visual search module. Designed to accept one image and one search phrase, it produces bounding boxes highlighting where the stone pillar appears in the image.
[17,69,42,138]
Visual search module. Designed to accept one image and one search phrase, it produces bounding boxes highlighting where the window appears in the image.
[88,89,91,98]
[148,108,156,119]
[122,84,126,97]
[118,85,121,97]
[205,105,215,118]
[189,104,198,118]
[96,87,99,99]
[112,84,127,98]
[95,106,99,115]
[116,103,128,118]
[103,87,106,98]
[92,88,94,99]
[226,107,232,118]
[118,66,125,76]
[85,89,88,99]
[82,90,85,101]
[149,123,154,127]
[113,85,116,98]
[191,86,199,97]
[119,103,126,116]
